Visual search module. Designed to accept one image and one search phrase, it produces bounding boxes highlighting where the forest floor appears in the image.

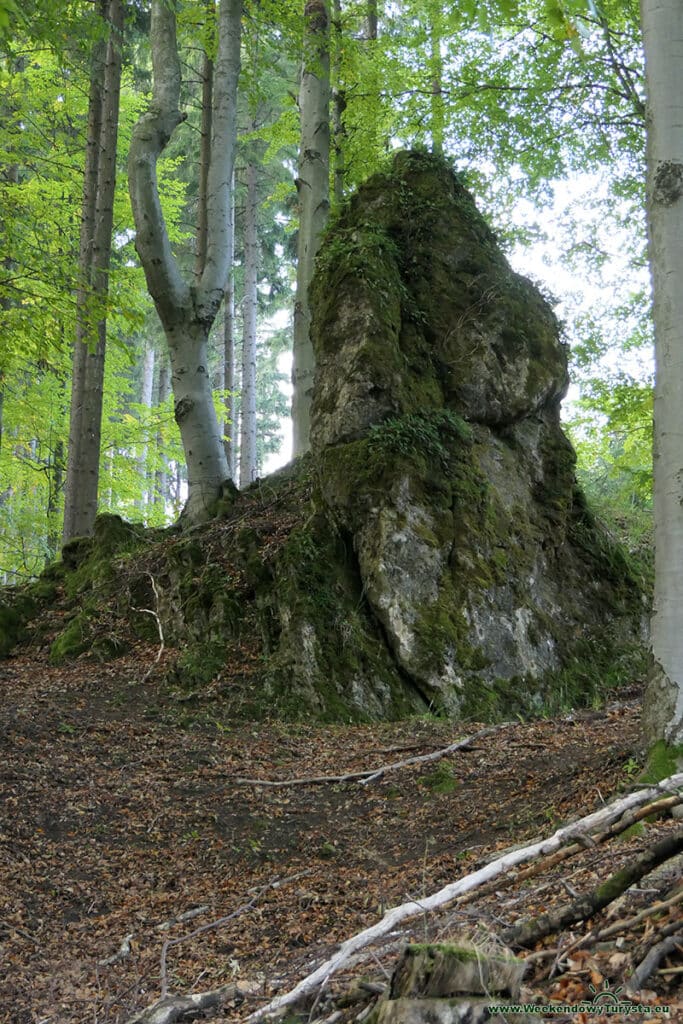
[0,640,681,1024]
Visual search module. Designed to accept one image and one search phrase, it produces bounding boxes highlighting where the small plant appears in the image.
[367,410,471,467]
[420,762,459,795]
[623,756,641,778]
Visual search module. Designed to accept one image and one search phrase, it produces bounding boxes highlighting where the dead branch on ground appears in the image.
[501,826,683,949]
[234,724,512,788]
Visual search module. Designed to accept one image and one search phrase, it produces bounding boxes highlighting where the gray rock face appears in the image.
[310,150,568,451]
[297,151,646,718]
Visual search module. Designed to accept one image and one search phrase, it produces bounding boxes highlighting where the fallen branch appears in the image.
[127,984,243,1024]
[501,825,683,948]
[245,772,683,1022]
[629,933,683,992]
[234,724,512,788]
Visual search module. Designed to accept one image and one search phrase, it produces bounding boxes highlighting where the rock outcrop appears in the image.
[4,151,647,723]
[292,150,645,717]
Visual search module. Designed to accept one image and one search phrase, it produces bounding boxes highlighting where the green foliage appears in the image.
[367,411,472,467]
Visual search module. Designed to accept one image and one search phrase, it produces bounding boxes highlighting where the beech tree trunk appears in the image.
[223,178,238,481]
[128,0,242,524]
[291,0,330,456]
[641,0,683,748]
[137,341,155,511]
[155,355,171,508]
[239,157,258,487]
[63,0,122,542]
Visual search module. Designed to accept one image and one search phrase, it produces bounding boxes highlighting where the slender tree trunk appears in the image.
[63,0,123,542]
[331,0,346,205]
[195,32,213,281]
[641,0,683,748]
[428,2,445,156]
[291,0,330,456]
[137,341,155,511]
[223,180,238,481]
[155,354,171,508]
[366,0,378,40]
[128,0,242,523]
[239,157,258,487]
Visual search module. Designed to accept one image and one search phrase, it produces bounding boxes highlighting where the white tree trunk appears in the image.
[155,355,171,508]
[137,341,155,512]
[223,184,238,482]
[641,0,683,748]
[128,0,242,523]
[291,0,330,456]
[239,157,258,488]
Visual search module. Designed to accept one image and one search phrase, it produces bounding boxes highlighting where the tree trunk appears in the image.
[223,182,238,481]
[137,341,155,511]
[291,0,330,456]
[128,0,242,523]
[428,2,445,156]
[641,0,683,748]
[63,0,123,542]
[195,28,213,281]
[366,0,378,40]
[155,354,171,508]
[239,157,258,487]
[331,0,346,205]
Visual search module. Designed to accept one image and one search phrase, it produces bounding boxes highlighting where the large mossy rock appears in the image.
[12,151,647,723]
[297,150,645,717]
[310,150,568,449]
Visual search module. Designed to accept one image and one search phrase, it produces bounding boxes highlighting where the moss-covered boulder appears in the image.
[302,150,646,716]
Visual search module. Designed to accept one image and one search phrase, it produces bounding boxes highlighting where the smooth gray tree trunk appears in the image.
[291,0,330,456]
[222,177,238,481]
[155,355,171,509]
[239,157,258,487]
[62,0,110,542]
[137,341,155,511]
[128,0,242,523]
[641,0,683,748]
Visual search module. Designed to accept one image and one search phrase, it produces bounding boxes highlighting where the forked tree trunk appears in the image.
[239,158,259,487]
[641,0,683,748]
[128,0,242,523]
[291,0,330,456]
[63,0,122,542]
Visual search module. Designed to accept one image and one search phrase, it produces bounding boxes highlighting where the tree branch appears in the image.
[128,0,190,324]
[198,0,242,318]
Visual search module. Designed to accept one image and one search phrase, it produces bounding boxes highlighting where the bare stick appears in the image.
[132,573,164,682]
[245,773,683,1022]
[629,933,683,992]
[235,724,512,788]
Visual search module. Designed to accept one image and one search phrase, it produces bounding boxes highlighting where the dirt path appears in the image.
[0,645,679,1023]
